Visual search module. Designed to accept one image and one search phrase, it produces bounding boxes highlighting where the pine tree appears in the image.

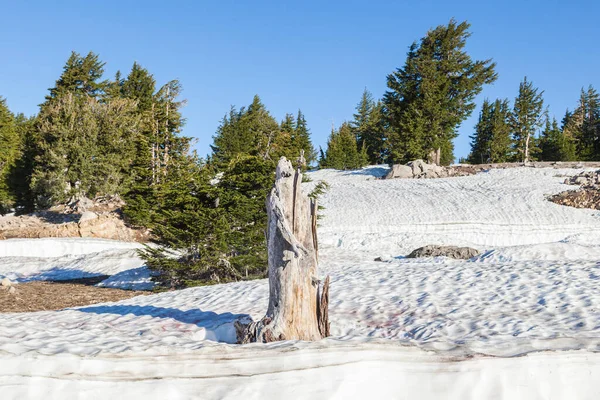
[352,89,387,164]
[468,99,493,164]
[321,122,368,170]
[383,19,497,165]
[291,110,317,166]
[564,86,600,160]
[211,95,281,167]
[510,77,545,162]
[45,51,107,104]
[539,117,576,161]
[0,97,20,214]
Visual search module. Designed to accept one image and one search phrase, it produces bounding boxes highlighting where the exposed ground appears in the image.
[0,280,147,313]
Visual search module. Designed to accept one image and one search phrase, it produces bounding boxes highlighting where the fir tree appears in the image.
[564,86,600,160]
[539,117,576,161]
[321,122,368,170]
[291,110,317,166]
[468,99,493,164]
[510,77,545,162]
[352,89,387,164]
[0,97,19,214]
[383,19,497,165]
[45,51,107,103]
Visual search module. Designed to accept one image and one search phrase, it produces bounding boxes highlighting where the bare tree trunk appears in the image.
[236,157,330,343]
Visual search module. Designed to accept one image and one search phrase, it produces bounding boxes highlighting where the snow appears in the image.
[0,239,146,283]
[2,166,600,398]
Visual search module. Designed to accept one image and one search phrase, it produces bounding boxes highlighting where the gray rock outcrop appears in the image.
[406,245,480,259]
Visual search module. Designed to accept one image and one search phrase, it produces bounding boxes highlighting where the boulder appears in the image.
[406,245,480,260]
[1,278,13,287]
[385,164,413,179]
[79,211,99,224]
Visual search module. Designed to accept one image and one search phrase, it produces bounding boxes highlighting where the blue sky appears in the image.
[1,0,598,161]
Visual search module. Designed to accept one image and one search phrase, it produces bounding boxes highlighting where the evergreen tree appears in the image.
[383,19,497,165]
[510,77,545,162]
[468,99,493,164]
[211,95,282,167]
[539,117,576,161]
[320,122,368,170]
[352,89,387,164]
[487,99,512,163]
[45,51,107,103]
[469,98,512,164]
[122,62,156,112]
[0,97,19,214]
[564,86,600,160]
[291,110,317,166]
[8,114,37,213]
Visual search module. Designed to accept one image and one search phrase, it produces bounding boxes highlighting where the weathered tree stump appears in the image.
[235,157,330,343]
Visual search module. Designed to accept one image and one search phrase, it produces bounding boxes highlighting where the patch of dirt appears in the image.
[549,188,600,210]
[0,281,148,313]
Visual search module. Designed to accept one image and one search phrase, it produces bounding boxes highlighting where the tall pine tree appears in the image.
[352,89,387,164]
[384,19,497,165]
[510,77,545,162]
[0,97,20,214]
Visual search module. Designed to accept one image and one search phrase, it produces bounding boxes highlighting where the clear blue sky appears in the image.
[1,0,598,162]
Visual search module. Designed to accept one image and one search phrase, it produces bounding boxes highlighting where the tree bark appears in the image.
[236,157,330,343]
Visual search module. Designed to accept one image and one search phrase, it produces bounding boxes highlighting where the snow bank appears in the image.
[0,237,142,258]
[1,345,599,400]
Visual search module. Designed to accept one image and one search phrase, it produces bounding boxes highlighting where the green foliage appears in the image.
[563,86,600,160]
[46,51,107,103]
[352,89,388,164]
[142,154,273,288]
[0,98,20,214]
[320,122,369,170]
[539,117,576,161]
[510,77,545,162]
[383,19,497,165]
[31,94,140,207]
[468,98,512,163]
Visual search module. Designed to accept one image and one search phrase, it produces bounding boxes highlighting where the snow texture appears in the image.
[2,166,600,399]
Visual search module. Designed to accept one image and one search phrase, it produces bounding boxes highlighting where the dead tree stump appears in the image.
[235,157,330,343]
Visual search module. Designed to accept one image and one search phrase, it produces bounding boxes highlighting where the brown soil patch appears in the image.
[549,188,600,210]
[0,281,148,313]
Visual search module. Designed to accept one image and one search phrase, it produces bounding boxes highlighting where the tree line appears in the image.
[468,82,600,164]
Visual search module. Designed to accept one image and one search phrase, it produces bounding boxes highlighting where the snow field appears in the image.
[1,166,600,398]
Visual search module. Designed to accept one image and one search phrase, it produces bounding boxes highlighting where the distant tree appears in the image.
[320,122,368,170]
[291,110,317,166]
[0,97,19,214]
[468,99,493,164]
[510,77,545,162]
[469,99,512,164]
[45,51,107,104]
[539,116,576,161]
[211,95,282,167]
[121,62,156,112]
[352,89,387,164]
[383,19,497,165]
[563,86,600,160]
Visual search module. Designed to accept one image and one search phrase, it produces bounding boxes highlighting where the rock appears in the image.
[1,278,12,287]
[386,160,469,180]
[79,211,98,224]
[8,286,16,295]
[406,245,480,260]
[385,164,413,179]
[374,257,383,262]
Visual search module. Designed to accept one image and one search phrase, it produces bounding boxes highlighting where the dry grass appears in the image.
[0,280,148,313]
